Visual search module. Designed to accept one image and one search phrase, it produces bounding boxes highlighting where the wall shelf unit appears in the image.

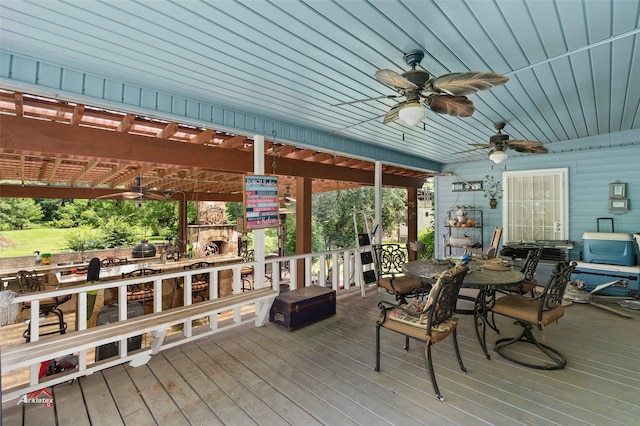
[445,206,483,256]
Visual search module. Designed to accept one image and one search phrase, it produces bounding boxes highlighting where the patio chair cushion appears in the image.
[126,289,153,301]
[492,295,564,327]
[377,275,424,295]
[191,281,208,291]
[387,278,459,336]
[504,278,538,294]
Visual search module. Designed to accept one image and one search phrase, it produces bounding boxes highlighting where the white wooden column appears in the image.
[253,135,266,289]
[375,161,382,245]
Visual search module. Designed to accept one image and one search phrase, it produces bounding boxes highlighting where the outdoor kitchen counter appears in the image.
[51,254,243,326]
[53,254,242,286]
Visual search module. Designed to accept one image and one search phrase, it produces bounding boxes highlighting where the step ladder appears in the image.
[353,212,378,298]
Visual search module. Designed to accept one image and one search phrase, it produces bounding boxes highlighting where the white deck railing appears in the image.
[1,248,361,401]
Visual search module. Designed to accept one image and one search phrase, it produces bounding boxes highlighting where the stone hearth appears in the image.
[188,224,239,257]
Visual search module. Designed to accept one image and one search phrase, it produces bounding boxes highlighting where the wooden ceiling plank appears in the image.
[218,135,247,149]
[91,163,128,187]
[1,114,428,190]
[46,158,62,185]
[14,93,23,116]
[37,159,50,181]
[117,113,135,133]
[111,166,155,188]
[20,155,25,185]
[157,121,179,139]
[71,104,85,125]
[310,153,333,162]
[0,184,242,202]
[288,149,316,160]
[191,129,214,145]
[71,160,98,185]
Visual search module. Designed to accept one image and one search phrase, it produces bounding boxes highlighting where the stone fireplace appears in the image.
[188,224,239,257]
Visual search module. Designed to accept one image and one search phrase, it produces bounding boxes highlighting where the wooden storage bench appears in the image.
[269,285,336,331]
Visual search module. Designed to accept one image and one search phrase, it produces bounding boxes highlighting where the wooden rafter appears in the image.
[0,89,432,201]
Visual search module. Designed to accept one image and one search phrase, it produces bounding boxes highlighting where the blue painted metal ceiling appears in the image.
[1,0,639,169]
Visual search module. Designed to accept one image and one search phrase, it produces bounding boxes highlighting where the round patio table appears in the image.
[402,260,525,359]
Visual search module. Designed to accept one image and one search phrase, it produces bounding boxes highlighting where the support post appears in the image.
[374,161,382,246]
[408,188,418,260]
[296,177,312,288]
[253,135,266,289]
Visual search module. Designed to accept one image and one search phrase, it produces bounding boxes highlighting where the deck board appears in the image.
[2,287,640,425]
[101,365,156,425]
[125,362,189,425]
[53,380,91,426]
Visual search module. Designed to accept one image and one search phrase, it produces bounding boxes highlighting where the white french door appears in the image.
[502,168,568,243]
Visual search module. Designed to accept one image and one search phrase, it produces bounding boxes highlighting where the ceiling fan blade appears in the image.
[145,192,170,201]
[95,191,140,200]
[429,72,509,96]
[331,94,401,107]
[383,101,405,124]
[375,69,418,91]
[425,94,475,117]
[507,140,549,154]
[121,191,145,200]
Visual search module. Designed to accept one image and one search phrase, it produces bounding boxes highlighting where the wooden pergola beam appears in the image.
[1,115,426,189]
[0,184,242,202]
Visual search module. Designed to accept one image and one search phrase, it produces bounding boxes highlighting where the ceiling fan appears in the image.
[469,122,549,164]
[97,176,168,201]
[335,49,509,126]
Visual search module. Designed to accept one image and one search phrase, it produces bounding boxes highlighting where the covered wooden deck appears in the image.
[2,287,639,425]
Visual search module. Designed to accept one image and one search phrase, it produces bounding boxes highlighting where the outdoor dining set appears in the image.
[371,241,575,401]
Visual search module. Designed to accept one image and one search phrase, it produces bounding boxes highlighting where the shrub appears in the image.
[64,228,103,251]
[101,217,138,248]
[417,227,435,260]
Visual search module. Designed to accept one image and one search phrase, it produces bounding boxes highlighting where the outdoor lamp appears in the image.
[398,102,425,126]
[489,150,508,164]
[283,186,295,206]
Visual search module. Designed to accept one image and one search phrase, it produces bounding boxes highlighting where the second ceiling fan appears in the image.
[337,49,509,126]
[97,176,168,201]
[470,122,549,164]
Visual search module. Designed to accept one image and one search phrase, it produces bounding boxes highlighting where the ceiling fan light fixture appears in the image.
[398,102,424,126]
[489,150,508,164]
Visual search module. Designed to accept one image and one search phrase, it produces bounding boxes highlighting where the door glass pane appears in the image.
[503,169,568,243]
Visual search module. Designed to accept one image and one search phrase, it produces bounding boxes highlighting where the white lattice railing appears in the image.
[1,248,361,401]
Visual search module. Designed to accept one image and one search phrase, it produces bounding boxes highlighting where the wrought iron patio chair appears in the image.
[375,265,469,401]
[241,249,255,292]
[183,261,213,302]
[490,261,576,370]
[374,243,430,304]
[100,257,128,268]
[503,248,543,297]
[17,270,72,342]
[122,268,161,311]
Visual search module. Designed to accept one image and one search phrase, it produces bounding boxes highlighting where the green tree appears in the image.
[101,216,138,248]
[283,214,323,255]
[313,187,408,249]
[64,227,104,251]
[0,198,44,229]
[226,202,243,224]
[35,198,62,223]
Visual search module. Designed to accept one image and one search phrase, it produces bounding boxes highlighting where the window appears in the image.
[502,168,568,243]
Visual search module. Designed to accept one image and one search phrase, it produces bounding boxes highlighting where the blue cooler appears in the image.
[582,232,636,266]
[571,261,640,297]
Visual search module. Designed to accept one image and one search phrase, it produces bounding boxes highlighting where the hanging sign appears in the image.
[244,175,279,230]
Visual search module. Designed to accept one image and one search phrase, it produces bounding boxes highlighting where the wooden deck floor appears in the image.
[2,287,640,425]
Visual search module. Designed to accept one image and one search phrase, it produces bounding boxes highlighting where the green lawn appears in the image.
[0,227,166,258]
[0,228,73,258]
